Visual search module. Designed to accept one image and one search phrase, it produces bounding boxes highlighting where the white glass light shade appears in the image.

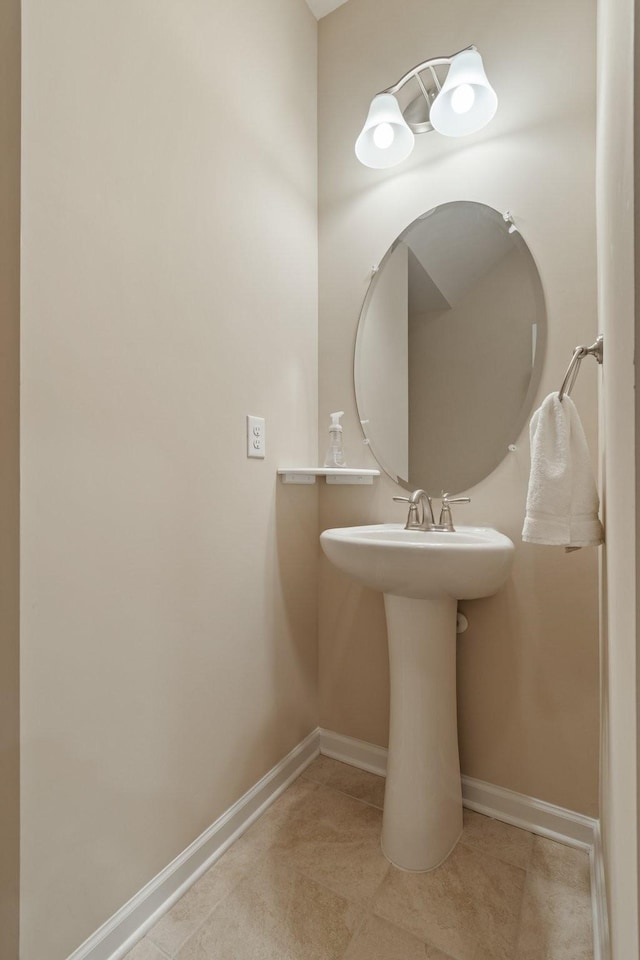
[355,93,415,168]
[429,50,498,137]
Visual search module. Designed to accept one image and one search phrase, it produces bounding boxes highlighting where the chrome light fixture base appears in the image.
[401,88,437,135]
[355,45,498,169]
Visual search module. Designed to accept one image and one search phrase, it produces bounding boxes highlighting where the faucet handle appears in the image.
[393,496,422,530]
[441,493,471,506]
[438,493,470,531]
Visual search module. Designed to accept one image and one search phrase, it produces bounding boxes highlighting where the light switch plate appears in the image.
[247,415,265,458]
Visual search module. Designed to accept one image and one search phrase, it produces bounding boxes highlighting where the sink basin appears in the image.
[320,520,514,872]
[320,523,514,600]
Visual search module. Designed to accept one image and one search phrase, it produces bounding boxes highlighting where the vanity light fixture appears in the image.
[355,46,498,169]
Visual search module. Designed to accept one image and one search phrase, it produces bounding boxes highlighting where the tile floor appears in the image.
[124,756,593,960]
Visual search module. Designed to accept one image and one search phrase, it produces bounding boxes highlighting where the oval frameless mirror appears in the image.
[355,201,546,494]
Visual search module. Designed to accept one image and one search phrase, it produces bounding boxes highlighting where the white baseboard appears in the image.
[461,774,596,848]
[318,728,609,960]
[590,820,611,960]
[319,728,388,776]
[66,729,321,960]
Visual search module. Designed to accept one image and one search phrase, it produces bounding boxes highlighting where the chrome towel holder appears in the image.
[558,335,604,401]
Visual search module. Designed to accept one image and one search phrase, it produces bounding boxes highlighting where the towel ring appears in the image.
[558,335,603,401]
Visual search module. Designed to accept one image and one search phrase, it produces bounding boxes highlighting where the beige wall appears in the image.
[0,0,20,957]
[318,0,600,816]
[20,2,318,958]
[597,0,639,954]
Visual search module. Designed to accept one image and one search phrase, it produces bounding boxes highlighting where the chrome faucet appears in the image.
[393,490,470,532]
[393,489,436,530]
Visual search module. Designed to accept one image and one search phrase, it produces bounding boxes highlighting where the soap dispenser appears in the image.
[324,411,347,468]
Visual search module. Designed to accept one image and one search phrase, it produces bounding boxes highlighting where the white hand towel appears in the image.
[522,393,604,548]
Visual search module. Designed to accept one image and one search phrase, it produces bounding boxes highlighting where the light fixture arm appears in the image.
[375,45,476,136]
[383,45,476,97]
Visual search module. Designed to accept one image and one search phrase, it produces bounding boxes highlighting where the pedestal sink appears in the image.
[320,523,514,872]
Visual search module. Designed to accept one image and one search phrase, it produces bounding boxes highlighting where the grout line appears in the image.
[369,900,438,953]
[282,856,380,914]
[367,859,392,905]
[154,858,263,960]
[273,780,392,920]
[456,835,530,876]
[510,858,532,960]
[148,941,172,960]
[300,774,384,811]
[338,900,370,955]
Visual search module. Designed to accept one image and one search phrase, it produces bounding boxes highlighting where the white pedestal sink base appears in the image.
[319,523,514,873]
[381,593,463,872]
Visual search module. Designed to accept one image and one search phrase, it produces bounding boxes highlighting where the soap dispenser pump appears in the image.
[324,411,347,468]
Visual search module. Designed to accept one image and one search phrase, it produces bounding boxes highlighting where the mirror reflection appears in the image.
[355,202,546,494]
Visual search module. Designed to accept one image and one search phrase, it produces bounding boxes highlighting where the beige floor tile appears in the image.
[515,837,593,960]
[148,778,319,955]
[372,841,526,960]
[460,809,534,869]
[122,937,169,960]
[271,782,390,905]
[424,945,459,960]
[529,835,591,890]
[147,841,254,955]
[302,756,386,809]
[344,914,456,959]
[137,775,593,960]
[474,946,506,960]
[239,776,320,851]
[175,852,363,960]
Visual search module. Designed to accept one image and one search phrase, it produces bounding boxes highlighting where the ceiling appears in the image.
[305,0,349,19]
